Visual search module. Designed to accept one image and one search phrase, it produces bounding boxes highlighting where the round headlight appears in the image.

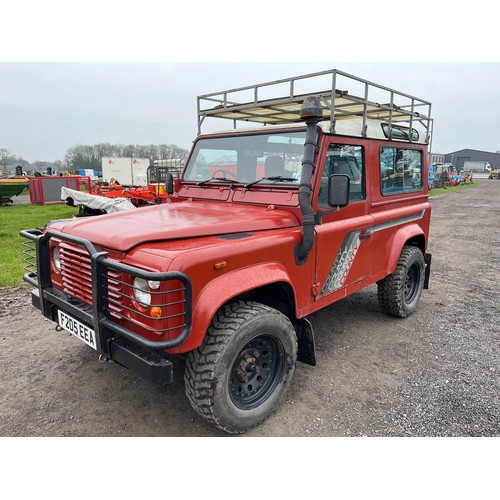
[53,247,61,271]
[133,277,151,307]
[148,280,160,290]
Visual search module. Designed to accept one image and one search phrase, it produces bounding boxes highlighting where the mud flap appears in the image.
[424,252,432,289]
[295,317,316,366]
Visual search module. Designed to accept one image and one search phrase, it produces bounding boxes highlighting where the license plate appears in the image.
[57,310,97,350]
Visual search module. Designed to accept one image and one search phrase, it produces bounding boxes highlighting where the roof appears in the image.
[197,69,432,145]
[445,148,500,156]
[201,118,428,145]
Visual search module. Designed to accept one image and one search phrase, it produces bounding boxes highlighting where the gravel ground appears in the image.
[1,180,499,438]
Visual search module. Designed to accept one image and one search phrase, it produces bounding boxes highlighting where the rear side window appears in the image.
[319,144,365,206]
[380,147,423,195]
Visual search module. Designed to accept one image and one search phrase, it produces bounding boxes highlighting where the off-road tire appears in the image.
[377,245,425,318]
[184,300,298,434]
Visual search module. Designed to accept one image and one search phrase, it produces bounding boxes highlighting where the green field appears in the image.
[0,203,79,286]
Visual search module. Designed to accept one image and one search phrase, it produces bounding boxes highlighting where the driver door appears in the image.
[314,141,374,300]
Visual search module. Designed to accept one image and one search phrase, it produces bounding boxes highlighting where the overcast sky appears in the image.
[1,2,499,164]
[1,62,499,163]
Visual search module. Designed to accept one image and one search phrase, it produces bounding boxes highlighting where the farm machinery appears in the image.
[63,165,179,216]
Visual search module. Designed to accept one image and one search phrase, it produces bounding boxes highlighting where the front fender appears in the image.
[169,262,295,353]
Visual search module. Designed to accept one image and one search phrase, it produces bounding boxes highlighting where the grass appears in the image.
[0,203,79,286]
[428,182,478,197]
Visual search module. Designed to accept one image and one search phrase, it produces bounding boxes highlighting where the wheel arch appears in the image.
[231,281,296,319]
[405,233,426,254]
[386,224,426,275]
[171,263,299,353]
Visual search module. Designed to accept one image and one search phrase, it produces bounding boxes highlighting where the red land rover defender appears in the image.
[21,69,432,433]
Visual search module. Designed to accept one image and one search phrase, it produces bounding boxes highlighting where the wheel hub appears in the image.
[229,335,284,410]
[235,351,260,383]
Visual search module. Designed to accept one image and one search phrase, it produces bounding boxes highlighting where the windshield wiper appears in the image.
[244,176,297,189]
[197,177,237,188]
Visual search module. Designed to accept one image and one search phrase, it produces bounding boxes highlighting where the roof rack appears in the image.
[197,69,432,145]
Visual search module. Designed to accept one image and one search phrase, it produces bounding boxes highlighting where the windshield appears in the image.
[183,130,306,186]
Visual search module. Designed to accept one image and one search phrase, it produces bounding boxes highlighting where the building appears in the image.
[444,149,500,170]
[429,152,445,165]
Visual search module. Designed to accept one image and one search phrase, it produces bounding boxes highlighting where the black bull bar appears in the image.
[20,228,193,385]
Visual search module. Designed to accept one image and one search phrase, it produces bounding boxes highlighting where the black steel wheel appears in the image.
[229,334,285,410]
[377,245,425,318]
[404,260,422,305]
[184,301,297,434]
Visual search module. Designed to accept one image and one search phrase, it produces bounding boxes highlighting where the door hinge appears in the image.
[312,283,320,296]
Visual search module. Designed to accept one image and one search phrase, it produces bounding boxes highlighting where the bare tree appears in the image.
[0,148,13,169]
[63,143,189,173]
[64,144,100,171]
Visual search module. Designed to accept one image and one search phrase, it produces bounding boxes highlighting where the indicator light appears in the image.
[214,261,227,270]
[150,306,162,318]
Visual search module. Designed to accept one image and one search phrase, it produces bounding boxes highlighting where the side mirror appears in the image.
[165,173,174,195]
[328,174,350,207]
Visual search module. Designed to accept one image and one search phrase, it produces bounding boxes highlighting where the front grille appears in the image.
[59,241,92,303]
[59,241,123,316]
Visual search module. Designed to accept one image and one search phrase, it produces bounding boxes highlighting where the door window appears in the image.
[318,144,365,206]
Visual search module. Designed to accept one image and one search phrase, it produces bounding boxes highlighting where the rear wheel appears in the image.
[377,245,425,318]
[184,301,297,434]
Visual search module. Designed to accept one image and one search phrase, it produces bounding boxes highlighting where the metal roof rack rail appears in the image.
[197,68,432,145]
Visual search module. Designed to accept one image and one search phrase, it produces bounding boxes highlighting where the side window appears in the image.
[319,144,365,206]
[380,147,423,195]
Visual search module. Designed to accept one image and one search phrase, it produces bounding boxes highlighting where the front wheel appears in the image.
[184,301,297,434]
[377,245,425,318]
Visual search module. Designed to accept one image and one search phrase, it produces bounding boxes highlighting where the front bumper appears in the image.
[21,228,192,385]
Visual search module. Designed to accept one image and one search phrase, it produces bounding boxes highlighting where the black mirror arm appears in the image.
[314,207,340,225]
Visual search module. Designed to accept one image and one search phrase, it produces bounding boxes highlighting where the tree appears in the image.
[0,148,13,169]
[64,143,189,172]
[64,144,101,171]
[121,144,135,158]
[33,160,53,169]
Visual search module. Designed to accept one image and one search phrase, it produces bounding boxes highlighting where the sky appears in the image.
[1,2,499,165]
[1,61,499,163]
